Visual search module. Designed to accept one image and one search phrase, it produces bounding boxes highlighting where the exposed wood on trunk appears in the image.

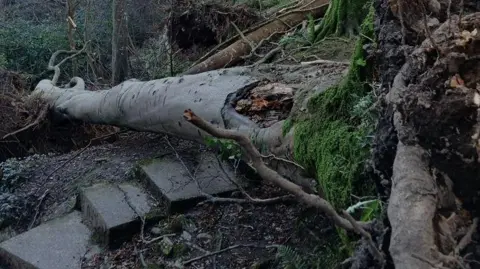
[184,0,330,75]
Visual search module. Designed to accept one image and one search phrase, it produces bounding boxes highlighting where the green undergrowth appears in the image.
[293,5,375,210]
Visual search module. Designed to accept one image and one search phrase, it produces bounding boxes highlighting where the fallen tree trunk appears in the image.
[30,63,347,192]
[184,0,330,75]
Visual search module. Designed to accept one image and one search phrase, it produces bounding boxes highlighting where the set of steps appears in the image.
[0,152,238,269]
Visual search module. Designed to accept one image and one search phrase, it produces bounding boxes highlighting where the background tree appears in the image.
[111,0,129,85]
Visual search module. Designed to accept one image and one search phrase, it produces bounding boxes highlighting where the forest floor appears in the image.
[1,131,343,269]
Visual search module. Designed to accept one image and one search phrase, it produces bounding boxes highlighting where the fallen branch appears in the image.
[184,0,330,74]
[142,233,176,245]
[455,217,479,254]
[183,244,270,265]
[182,109,364,232]
[134,245,147,268]
[214,154,295,203]
[254,45,283,65]
[28,189,50,229]
[300,59,350,65]
[165,136,292,205]
[342,210,385,265]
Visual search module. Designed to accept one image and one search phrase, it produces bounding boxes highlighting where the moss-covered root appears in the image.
[314,0,370,41]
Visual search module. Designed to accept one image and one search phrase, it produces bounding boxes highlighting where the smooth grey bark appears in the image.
[31,68,292,155]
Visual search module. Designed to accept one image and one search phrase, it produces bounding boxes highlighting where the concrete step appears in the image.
[79,183,156,249]
[136,151,238,212]
[0,211,97,269]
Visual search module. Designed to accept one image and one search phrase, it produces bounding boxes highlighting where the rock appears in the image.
[181,231,192,241]
[159,237,174,256]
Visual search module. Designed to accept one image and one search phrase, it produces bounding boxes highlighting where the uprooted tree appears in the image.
[21,0,480,268]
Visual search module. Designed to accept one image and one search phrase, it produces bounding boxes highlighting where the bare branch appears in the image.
[48,41,90,85]
[342,210,385,265]
[182,109,362,232]
[455,217,479,254]
[183,244,270,265]
[142,233,176,245]
[164,136,292,205]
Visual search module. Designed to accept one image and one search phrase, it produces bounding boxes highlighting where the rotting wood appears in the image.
[184,0,330,75]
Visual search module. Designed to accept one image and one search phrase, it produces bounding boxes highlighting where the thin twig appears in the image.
[455,218,479,254]
[134,245,147,268]
[300,59,350,66]
[28,189,50,229]
[143,233,176,245]
[214,155,294,204]
[254,46,283,65]
[231,21,255,49]
[342,210,385,265]
[183,244,268,265]
[261,154,305,170]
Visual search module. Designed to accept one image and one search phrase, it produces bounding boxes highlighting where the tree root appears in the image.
[2,104,49,140]
[385,11,480,269]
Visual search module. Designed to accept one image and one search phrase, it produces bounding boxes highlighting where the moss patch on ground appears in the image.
[292,5,375,210]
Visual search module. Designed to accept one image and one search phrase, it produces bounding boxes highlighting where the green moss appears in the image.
[282,119,294,136]
[293,6,375,209]
[314,0,371,41]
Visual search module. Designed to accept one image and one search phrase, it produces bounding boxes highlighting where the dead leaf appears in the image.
[450,74,465,88]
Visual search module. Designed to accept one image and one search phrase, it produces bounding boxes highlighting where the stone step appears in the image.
[79,183,155,249]
[0,211,97,269]
[136,151,238,212]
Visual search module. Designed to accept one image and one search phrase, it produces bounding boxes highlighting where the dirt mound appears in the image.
[0,69,117,162]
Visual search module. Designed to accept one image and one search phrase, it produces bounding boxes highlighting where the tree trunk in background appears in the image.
[66,0,78,76]
[111,0,129,85]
